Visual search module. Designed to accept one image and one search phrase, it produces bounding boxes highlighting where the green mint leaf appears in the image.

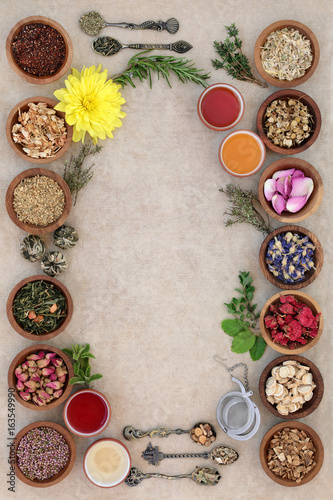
[250,336,267,361]
[73,363,79,376]
[234,288,243,294]
[79,369,86,379]
[239,305,245,312]
[88,374,103,382]
[246,292,254,301]
[231,333,255,353]
[62,348,73,357]
[81,344,90,354]
[85,365,91,377]
[221,319,246,336]
[80,353,96,359]
[69,376,84,385]
[237,330,253,339]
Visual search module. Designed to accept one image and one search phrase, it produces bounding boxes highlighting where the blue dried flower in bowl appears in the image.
[259,225,323,290]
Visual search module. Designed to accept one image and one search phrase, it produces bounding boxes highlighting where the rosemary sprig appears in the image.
[63,140,102,205]
[112,51,210,88]
[220,184,273,235]
[212,23,267,88]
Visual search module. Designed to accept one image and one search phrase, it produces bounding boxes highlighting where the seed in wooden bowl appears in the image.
[13,175,65,226]
[267,427,316,483]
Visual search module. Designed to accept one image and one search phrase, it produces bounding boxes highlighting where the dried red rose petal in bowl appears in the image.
[260,291,323,354]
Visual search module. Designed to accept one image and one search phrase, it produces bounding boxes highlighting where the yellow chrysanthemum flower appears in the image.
[54,65,126,144]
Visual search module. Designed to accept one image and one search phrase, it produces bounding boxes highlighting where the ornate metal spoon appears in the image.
[123,422,216,446]
[80,11,179,36]
[92,36,192,56]
[125,466,221,487]
[142,442,239,466]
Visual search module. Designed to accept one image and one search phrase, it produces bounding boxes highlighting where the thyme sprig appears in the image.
[220,184,273,235]
[212,23,267,88]
[63,140,102,205]
[112,51,210,88]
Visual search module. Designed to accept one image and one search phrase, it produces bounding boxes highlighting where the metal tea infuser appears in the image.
[214,357,260,441]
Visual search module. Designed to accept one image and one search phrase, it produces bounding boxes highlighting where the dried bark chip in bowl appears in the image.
[190,422,216,446]
[259,421,324,486]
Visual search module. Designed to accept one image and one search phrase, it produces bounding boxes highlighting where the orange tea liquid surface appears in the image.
[222,133,262,174]
[201,87,240,128]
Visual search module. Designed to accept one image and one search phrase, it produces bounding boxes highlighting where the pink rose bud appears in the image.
[16,380,25,391]
[58,374,67,383]
[38,351,45,358]
[17,372,29,382]
[15,366,23,377]
[38,390,51,400]
[37,358,50,368]
[19,392,31,401]
[45,381,61,390]
[30,373,41,382]
[53,389,63,398]
[49,373,57,381]
[51,358,63,368]
[33,395,45,406]
[45,352,57,359]
[26,354,41,361]
[42,367,55,376]
[24,380,38,390]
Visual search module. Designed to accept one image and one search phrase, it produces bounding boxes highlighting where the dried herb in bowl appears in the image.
[12,280,67,334]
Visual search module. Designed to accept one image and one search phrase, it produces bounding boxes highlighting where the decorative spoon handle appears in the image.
[105,18,179,34]
[125,466,221,487]
[127,40,192,53]
[123,425,190,441]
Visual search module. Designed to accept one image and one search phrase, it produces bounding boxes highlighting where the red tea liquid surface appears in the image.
[67,392,108,433]
[201,87,240,128]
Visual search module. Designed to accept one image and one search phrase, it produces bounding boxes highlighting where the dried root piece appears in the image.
[190,422,216,447]
[267,427,316,483]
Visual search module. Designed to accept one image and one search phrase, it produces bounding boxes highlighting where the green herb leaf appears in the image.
[85,365,91,377]
[89,374,103,382]
[221,319,246,336]
[69,376,84,385]
[62,348,73,356]
[250,336,267,361]
[231,333,256,353]
[80,353,96,359]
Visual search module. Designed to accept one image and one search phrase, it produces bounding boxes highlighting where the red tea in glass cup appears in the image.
[63,389,111,437]
[197,83,244,131]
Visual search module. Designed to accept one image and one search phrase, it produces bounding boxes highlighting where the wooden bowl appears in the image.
[259,421,324,486]
[259,354,324,419]
[6,97,73,163]
[254,20,320,88]
[5,167,72,235]
[258,158,323,223]
[6,275,73,341]
[8,344,74,411]
[259,290,323,354]
[15,421,76,487]
[259,225,323,289]
[6,16,73,84]
[256,89,321,155]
